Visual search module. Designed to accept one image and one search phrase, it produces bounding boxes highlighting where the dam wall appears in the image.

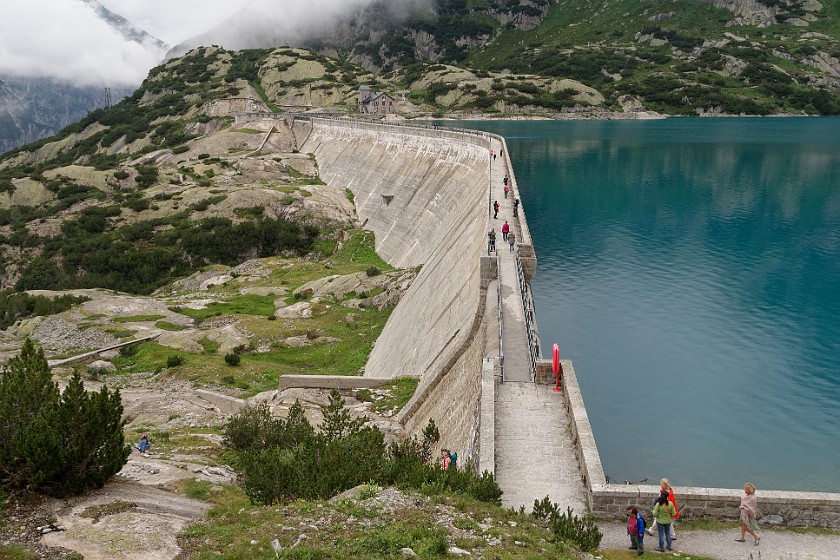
[300,117,498,459]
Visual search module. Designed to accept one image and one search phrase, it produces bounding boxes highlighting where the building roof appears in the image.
[361,92,394,104]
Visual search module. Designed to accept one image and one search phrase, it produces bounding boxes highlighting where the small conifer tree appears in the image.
[0,339,130,496]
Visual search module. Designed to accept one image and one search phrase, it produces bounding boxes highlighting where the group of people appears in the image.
[487,226,515,253]
[626,479,761,554]
[489,172,520,254]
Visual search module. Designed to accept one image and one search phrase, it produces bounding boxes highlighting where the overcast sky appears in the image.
[97,0,250,45]
[0,0,249,87]
[0,0,423,88]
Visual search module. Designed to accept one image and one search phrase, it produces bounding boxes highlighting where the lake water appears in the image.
[450,117,840,492]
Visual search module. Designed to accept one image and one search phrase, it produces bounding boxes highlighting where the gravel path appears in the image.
[601,521,840,559]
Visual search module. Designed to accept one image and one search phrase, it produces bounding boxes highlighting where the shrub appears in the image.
[366,266,381,277]
[0,340,130,497]
[113,170,130,180]
[166,355,184,368]
[224,353,241,366]
[532,498,602,552]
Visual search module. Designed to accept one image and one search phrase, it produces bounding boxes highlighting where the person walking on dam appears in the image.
[504,183,510,198]
[488,228,496,254]
[508,231,516,252]
[737,482,761,546]
[493,200,500,219]
[513,197,520,218]
[502,220,510,242]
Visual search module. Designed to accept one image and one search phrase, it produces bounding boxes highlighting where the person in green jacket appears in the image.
[652,491,677,552]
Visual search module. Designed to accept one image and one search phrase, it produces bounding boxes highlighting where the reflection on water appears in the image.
[449,118,840,491]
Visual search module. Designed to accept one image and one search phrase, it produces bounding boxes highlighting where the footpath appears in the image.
[600,521,840,559]
[487,137,588,515]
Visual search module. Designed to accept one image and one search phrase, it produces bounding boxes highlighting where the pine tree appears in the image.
[0,340,130,496]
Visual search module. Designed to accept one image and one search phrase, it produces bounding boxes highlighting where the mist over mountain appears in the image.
[0,0,168,153]
[167,0,433,59]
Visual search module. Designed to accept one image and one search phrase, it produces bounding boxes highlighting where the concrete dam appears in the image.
[291,116,840,527]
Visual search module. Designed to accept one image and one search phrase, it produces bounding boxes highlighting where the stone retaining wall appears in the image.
[537,358,840,527]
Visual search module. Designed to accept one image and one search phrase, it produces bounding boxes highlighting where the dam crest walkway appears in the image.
[487,137,587,514]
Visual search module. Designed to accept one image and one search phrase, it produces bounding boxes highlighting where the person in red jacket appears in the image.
[647,478,679,539]
[501,220,510,241]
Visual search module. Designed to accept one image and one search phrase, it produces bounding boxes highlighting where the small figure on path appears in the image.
[626,505,645,556]
[488,228,496,253]
[440,449,451,471]
[501,220,510,241]
[652,491,676,552]
[504,183,510,198]
[737,482,761,546]
[647,478,679,540]
[503,174,509,186]
[508,231,516,252]
[493,200,500,219]
[490,149,494,160]
[136,434,150,454]
[513,197,519,217]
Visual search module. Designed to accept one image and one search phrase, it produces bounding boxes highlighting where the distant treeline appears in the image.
[0,291,90,330]
[14,216,319,295]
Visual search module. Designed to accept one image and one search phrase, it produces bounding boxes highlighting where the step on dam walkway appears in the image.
[487,138,588,515]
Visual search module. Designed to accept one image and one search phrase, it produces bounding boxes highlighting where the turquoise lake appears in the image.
[450,117,840,492]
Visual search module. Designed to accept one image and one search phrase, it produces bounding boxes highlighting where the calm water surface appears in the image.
[451,118,840,492]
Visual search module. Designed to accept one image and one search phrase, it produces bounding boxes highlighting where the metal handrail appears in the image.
[515,253,540,382]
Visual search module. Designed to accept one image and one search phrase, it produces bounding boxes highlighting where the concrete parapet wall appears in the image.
[194,389,246,415]
[546,358,840,527]
[278,375,391,390]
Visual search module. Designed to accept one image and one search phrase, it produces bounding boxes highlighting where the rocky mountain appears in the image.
[0,77,134,154]
[167,0,840,115]
[0,0,168,154]
[79,0,167,51]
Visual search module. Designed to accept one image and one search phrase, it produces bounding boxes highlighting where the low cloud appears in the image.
[172,0,432,56]
[98,0,251,45]
[0,0,166,87]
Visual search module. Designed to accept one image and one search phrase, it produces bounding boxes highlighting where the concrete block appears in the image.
[278,375,391,390]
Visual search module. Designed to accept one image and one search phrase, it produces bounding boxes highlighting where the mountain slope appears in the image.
[168,0,840,115]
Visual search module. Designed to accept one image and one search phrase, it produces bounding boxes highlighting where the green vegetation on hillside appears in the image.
[0,291,90,329]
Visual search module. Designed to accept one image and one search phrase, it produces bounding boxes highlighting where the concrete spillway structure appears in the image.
[300,118,498,459]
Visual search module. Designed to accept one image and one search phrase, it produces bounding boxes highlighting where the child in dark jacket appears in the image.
[626,505,645,555]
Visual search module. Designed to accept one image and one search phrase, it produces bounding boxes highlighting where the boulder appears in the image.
[88,360,116,373]
[275,302,312,319]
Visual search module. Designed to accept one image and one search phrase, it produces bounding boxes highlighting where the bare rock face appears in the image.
[88,360,117,373]
[294,269,417,310]
[275,302,313,319]
[31,316,118,353]
[704,0,778,26]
